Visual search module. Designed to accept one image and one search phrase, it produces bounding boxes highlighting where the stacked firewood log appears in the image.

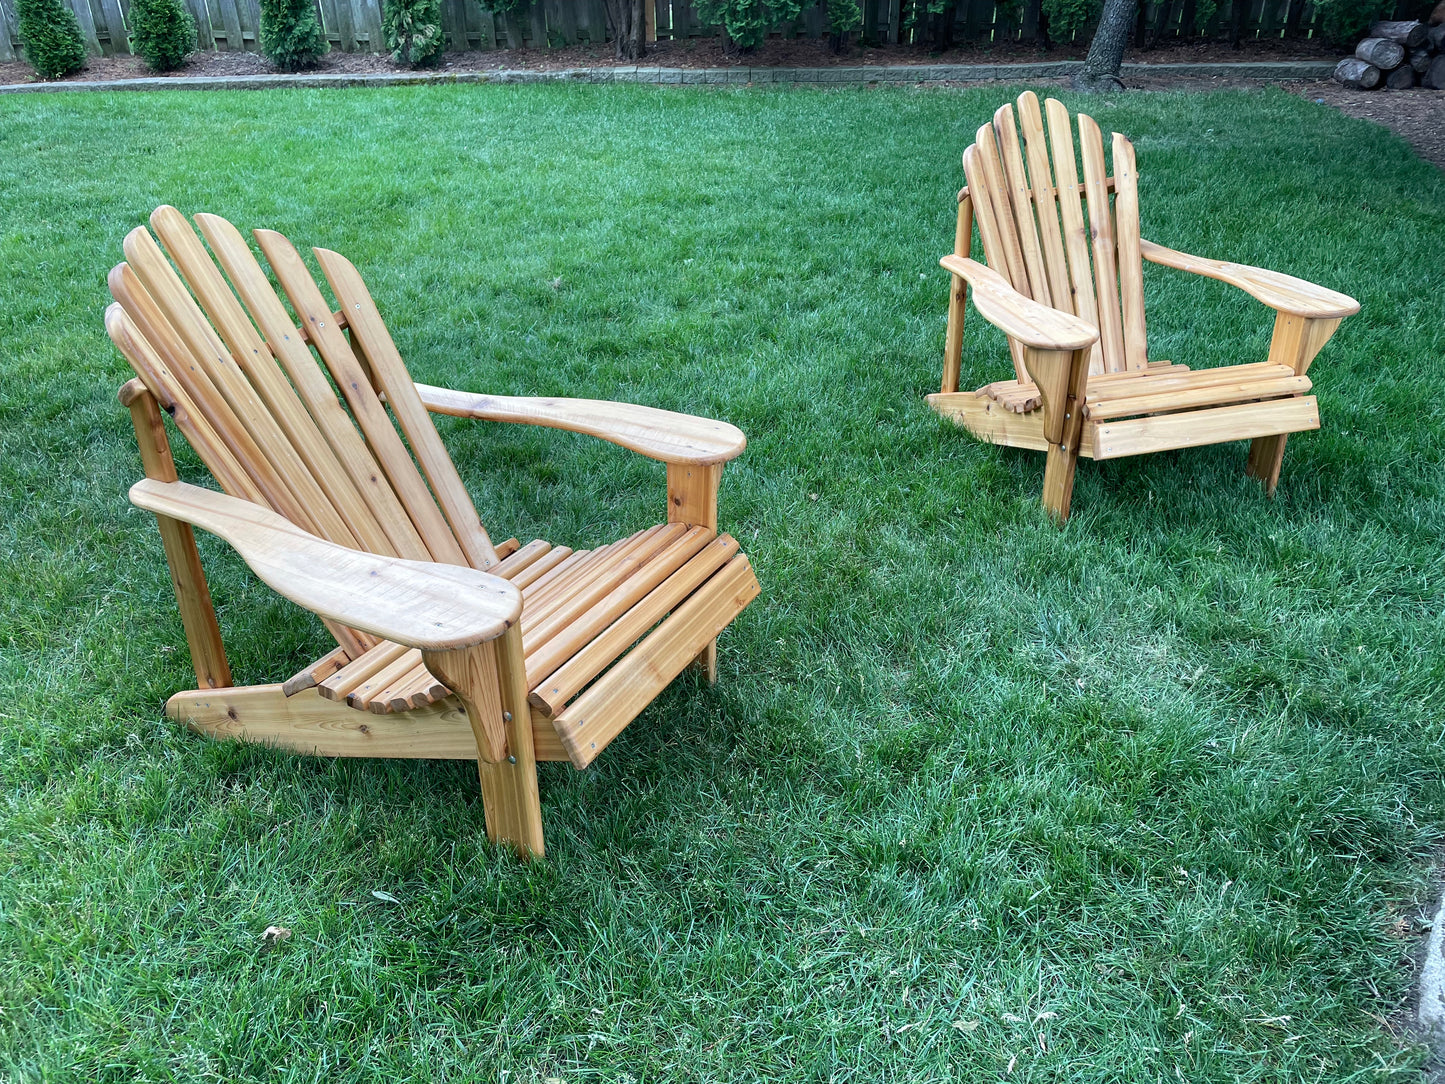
[1334,11,1445,89]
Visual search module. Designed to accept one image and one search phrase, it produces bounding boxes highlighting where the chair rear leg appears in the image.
[1246,434,1288,497]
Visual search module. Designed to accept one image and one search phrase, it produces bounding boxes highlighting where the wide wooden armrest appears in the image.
[415,386,747,466]
[940,255,1098,351]
[129,479,521,651]
[1139,240,1359,319]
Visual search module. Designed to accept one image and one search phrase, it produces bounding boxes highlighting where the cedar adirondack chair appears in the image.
[929,92,1360,522]
[107,206,761,857]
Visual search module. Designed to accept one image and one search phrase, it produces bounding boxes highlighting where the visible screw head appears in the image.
[502,711,512,722]
[507,755,517,764]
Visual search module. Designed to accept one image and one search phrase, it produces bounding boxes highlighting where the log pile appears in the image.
[1334,14,1445,90]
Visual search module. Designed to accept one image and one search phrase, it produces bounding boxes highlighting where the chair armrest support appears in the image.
[939,255,1099,352]
[129,479,521,652]
[1139,240,1360,319]
[415,385,747,466]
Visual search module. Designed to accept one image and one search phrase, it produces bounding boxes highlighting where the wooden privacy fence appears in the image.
[0,0,1338,64]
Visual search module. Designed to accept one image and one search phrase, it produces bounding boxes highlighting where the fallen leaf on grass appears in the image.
[371,890,400,903]
[261,926,291,947]
[951,1020,980,1032]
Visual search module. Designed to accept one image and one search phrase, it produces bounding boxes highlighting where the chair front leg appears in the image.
[666,462,723,682]
[424,624,544,858]
[1247,312,1345,496]
[1022,345,1092,523]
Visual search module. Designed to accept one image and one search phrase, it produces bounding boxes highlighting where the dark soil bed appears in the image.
[0,35,1335,87]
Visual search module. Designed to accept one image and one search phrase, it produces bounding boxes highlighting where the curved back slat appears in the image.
[966,95,1148,378]
[1015,93,1073,322]
[993,102,1053,309]
[1043,97,1103,375]
[1078,113,1128,373]
[107,208,502,604]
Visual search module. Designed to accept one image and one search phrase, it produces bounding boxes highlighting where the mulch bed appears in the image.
[0,36,1334,86]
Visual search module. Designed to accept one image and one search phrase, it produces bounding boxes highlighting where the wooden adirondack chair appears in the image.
[929,92,1360,522]
[107,206,761,857]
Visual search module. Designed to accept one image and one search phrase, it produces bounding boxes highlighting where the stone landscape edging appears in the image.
[0,59,1335,93]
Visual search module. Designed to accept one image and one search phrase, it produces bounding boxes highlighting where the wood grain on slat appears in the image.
[255,228,468,567]
[491,539,553,579]
[1091,396,1320,460]
[316,247,501,570]
[321,640,411,701]
[348,647,424,710]
[195,214,409,559]
[1111,134,1148,371]
[282,645,352,696]
[972,122,1031,300]
[1043,98,1103,375]
[551,554,760,769]
[529,534,742,716]
[149,208,363,548]
[523,527,669,632]
[111,252,308,523]
[1077,113,1127,373]
[1084,375,1311,420]
[1015,91,1072,316]
[526,526,716,693]
[106,301,266,505]
[993,102,1052,308]
[510,545,577,590]
[961,144,1029,384]
[524,524,687,651]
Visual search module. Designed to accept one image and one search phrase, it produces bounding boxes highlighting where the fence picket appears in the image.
[72,0,102,53]
[95,0,129,51]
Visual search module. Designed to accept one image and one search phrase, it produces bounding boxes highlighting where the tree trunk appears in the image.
[603,0,645,58]
[1071,0,1136,90]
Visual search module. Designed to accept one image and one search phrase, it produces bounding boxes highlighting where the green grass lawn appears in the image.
[2,81,1444,1082]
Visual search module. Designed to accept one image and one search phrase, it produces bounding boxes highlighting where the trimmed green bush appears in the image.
[825,0,860,49]
[128,0,197,72]
[259,0,327,71]
[383,0,444,67]
[694,0,803,50]
[16,0,87,80]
